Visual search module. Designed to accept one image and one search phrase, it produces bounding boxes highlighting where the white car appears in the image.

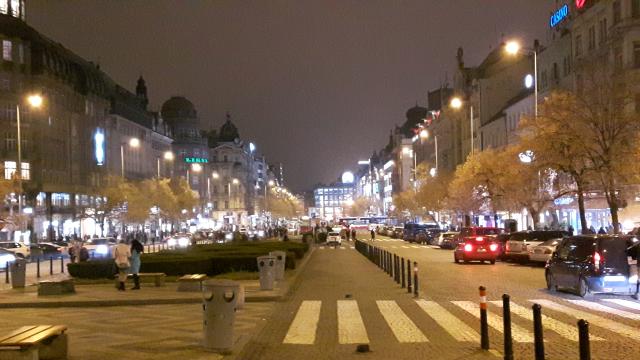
[0,249,16,268]
[167,234,191,248]
[83,237,117,258]
[327,232,342,246]
[529,238,563,263]
[0,242,30,259]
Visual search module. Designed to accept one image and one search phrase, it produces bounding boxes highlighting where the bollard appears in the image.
[4,262,8,283]
[389,253,393,278]
[533,303,545,360]
[502,294,513,360]
[413,262,419,297]
[37,258,40,278]
[578,319,591,360]
[401,257,406,288]
[407,259,412,293]
[479,286,489,350]
[395,255,399,283]
[60,257,64,273]
[49,257,53,275]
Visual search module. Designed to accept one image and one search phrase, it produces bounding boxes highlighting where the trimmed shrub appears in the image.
[68,260,115,279]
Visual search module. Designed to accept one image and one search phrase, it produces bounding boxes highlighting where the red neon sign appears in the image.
[576,0,586,9]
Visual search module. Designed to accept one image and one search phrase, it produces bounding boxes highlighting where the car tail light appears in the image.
[489,243,498,252]
[464,244,473,252]
[593,251,602,271]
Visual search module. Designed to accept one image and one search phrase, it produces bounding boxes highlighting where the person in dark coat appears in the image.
[370,229,375,241]
[130,239,144,290]
[351,228,357,240]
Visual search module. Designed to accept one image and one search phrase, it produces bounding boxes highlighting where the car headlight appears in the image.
[225,233,233,240]
[167,238,177,247]
[95,245,109,255]
[178,237,189,247]
[0,254,16,264]
[258,230,265,237]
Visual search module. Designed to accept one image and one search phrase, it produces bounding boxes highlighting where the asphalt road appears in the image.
[240,237,640,360]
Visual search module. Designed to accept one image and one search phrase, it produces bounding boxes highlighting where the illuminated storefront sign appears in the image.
[576,0,586,9]
[184,157,208,164]
[94,129,105,166]
[550,4,569,28]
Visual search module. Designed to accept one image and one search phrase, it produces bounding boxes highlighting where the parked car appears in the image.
[30,242,66,260]
[435,232,459,248]
[450,227,502,249]
[529,238,563,263]
[327,231,342,246]
[494,233,512,259]
[505,230,569,263]
[390,226,404,239]
[166,233,191,248]
[0,242,30,259]
[546,235,637,297]
[453,236,500,264]
[403,223,439,244]
[83,237,117,258]
[0,248,16,269]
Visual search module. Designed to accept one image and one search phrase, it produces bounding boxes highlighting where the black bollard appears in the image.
[502,294,513,360]
[479,286,489,350]
[389,253,393,278]
[37,258,40,278]
[578,319,591,360]
[49,257,53,275]
[60,257,64,273]
[407,259,412,293]
[395,255,400,283]
[413,262,419,297]
[401,257,406,288]
[533,303,545,360]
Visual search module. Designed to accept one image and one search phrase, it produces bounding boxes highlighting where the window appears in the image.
[588,26,596,50]
[10,0,17,17]
[2,40,11,61]
[634,0,640,18]
[598,18,608,44]
[613,1,621,24]
[4,161,15,179]
[575,34,583,57]
[0,73,9,90]
[223,155,228,162]
[634,42,640,68]
[21,162,29,180]
[224,201,229,209]
[0,1,6,14]
[213,201,218,210]
[541,70,548,89]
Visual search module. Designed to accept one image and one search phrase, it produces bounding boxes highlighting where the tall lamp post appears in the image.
[186,163,202,187]
[120,137,140,178]
[450,96,474,156]
[16,94,44,216]
[157,151,174,178]
[505,40,538,118]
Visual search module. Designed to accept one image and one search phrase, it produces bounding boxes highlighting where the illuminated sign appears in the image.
[94,129,105,166]
[550,4,569,28]
[576,0,586,9]
[184,157,208,164]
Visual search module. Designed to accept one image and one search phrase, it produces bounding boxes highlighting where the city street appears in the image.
[240,237,640,359]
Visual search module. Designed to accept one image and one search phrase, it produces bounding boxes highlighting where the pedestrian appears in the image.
[130,238,144,290]
[589,225,596,234]
[346,228,351,241]
[598,227,606,235]
[633,242,640,300]
[113,240,131,292]
[370,229,375,241]
[351,228,357,241]
[568,225,574,236]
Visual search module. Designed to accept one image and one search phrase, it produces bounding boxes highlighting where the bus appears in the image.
[338,216,391,230]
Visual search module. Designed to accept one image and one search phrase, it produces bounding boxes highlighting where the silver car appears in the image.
[529,238,563,263]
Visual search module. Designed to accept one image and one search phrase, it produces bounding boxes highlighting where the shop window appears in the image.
[21,162,28,180]
[4,160,15,179]
[2,40,11,61]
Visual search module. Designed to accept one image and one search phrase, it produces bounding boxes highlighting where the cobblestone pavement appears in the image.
[0,302,275,359]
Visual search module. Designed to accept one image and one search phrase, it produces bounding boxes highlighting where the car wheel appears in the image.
[490,260,496,265]
[545,271,557,292]
[578,277,591,298]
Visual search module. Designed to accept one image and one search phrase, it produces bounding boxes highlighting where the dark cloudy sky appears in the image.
[28,0,553,192]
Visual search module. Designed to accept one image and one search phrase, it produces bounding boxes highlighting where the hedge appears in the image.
[68,241,307,279]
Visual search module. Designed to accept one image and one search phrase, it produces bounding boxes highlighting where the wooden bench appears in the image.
[0,325,68,360]
[177,274,207,292]
[37,280,75,296]
[129,272,166,287]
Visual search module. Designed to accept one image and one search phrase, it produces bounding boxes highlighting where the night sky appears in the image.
[29,1,552,192]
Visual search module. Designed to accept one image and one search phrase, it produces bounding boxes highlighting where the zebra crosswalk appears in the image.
[282,297,640,346]
[316,244,435,250]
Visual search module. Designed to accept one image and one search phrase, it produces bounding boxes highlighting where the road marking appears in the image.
[490,301,603,341]
[602,299,640,311]
[337,300,369,344]
[566,300,640,321]
[339,247,346,250]
[283,301,322,344]
[401,246,409,249]
[452,301,533,343]
[350,246,355,249]
[532,299,640,342]
[319,247,325,250]
[416,300,479,342]
[376,300,428,343]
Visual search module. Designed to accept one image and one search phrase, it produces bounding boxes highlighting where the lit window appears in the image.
[0,1,6,14]
[21,162,29,180]
[4,160,15,179]
[2,40,11,61]
[10,0,17,17]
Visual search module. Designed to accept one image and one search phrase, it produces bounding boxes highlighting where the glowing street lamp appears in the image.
[450,96,474,155]
[212,171,220,179]
[505,39,538,117]
[15,94,45,216]
[157,151,175,178]
[120,137,140,177]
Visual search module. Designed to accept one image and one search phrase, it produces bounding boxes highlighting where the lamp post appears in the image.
[186,163,202,186]
[157,151,174,178]
[505,40,538,118]
[15,94,44,216]
[120,137,140,178]
[450,96,474,156]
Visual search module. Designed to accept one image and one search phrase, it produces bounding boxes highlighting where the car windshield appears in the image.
[540,239,561,247]
[476,228,500,235]
[0,243,19,249]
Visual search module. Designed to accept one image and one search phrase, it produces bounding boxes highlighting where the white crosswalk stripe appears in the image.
[566,299,640,321]
[416,300,479,342]
[490,301,603,341]
[284,301,322,344]
[337,300,369,344]
[452,301,533,343]
[376,300,428,343]
[602,299,640,311]
[532,299,640,342]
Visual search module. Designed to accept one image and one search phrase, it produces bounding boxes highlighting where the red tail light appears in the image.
[593,251,601,271]
[464,244,473,252]
[489,243,498,252]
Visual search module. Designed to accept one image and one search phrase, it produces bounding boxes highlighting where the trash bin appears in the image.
[202,279,239,352]
[10,258,27,288]
[257,255,276,290]
[269,251,286,281]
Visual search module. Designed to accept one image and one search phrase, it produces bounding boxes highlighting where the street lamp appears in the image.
[419,129,438,175]
[157,151,174,178]
[450,96,475,156]
[186,163,202,186]
[16,94,44,215]
[120,137,140,177]
[505,40,538,117]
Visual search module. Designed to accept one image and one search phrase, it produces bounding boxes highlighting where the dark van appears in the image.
[403,223,439,244]
[546,235,637,297]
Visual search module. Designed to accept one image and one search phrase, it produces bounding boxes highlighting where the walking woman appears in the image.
[130,238,144,290]
[113,240,131,291]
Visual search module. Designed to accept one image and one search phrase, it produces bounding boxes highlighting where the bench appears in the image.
[0,325,68,360]
[177,274,207,292]
[129,272,166,287]
[37,280,75,296]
